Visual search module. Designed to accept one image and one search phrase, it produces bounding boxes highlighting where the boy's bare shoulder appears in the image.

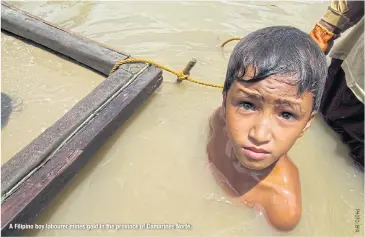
[245,157,301,231]
[275,155,300,185]
[263,157,301,231]
[257,156,300,190]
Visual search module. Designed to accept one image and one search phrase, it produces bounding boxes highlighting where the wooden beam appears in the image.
[1,3,164,236]
[1,66,163,236]
[1,2,129,76]
[1,2,159,197]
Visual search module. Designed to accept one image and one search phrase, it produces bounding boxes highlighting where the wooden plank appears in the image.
[1,2,129,76]
[1,64,144,197]
[1,65,163,236]
[1,3,160,197]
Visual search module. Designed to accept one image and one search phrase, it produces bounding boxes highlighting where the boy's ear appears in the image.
[299,112,316,137]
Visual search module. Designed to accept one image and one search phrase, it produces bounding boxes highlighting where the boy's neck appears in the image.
[232,156,278,179]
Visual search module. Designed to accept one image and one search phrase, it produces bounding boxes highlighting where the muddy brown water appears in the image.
[1,1,363,236]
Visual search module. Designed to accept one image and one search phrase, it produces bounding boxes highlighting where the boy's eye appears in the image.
[281,111,295,120]
[239,101,255,110]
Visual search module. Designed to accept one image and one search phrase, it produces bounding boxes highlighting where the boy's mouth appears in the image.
[241,147,269,161]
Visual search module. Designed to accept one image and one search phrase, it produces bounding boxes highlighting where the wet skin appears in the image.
[207,69,316,231]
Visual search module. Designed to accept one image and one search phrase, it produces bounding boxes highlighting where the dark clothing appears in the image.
[320,59,364,167]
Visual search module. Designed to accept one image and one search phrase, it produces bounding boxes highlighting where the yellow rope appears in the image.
[110,36,246,89]
[220,37,242,48]
[110,58,224,89]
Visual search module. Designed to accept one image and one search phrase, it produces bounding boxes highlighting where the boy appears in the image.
[207,26,327,231]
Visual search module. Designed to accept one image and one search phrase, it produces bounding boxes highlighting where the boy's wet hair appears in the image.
[223,26,327,112]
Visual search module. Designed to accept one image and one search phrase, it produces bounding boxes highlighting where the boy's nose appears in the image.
[248,118,272,145]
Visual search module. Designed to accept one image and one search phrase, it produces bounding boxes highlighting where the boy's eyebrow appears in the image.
[237,89,264,101]
[237,88,304,113]
[274,98,300,106]
[274,98,304,113]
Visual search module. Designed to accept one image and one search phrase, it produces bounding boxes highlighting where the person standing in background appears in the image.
[310,0,364,168]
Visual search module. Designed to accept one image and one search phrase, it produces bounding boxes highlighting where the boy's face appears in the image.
[223,68,315,170]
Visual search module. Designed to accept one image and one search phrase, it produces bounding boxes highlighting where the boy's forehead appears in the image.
[234,75,300,98]
[239,66,295,83]
[231,79,314,114]
[232,66,314,108]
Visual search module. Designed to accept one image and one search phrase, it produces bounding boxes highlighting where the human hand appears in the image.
[309,21,339,55]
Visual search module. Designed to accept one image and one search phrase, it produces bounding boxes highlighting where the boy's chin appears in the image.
[238,157,275,171]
